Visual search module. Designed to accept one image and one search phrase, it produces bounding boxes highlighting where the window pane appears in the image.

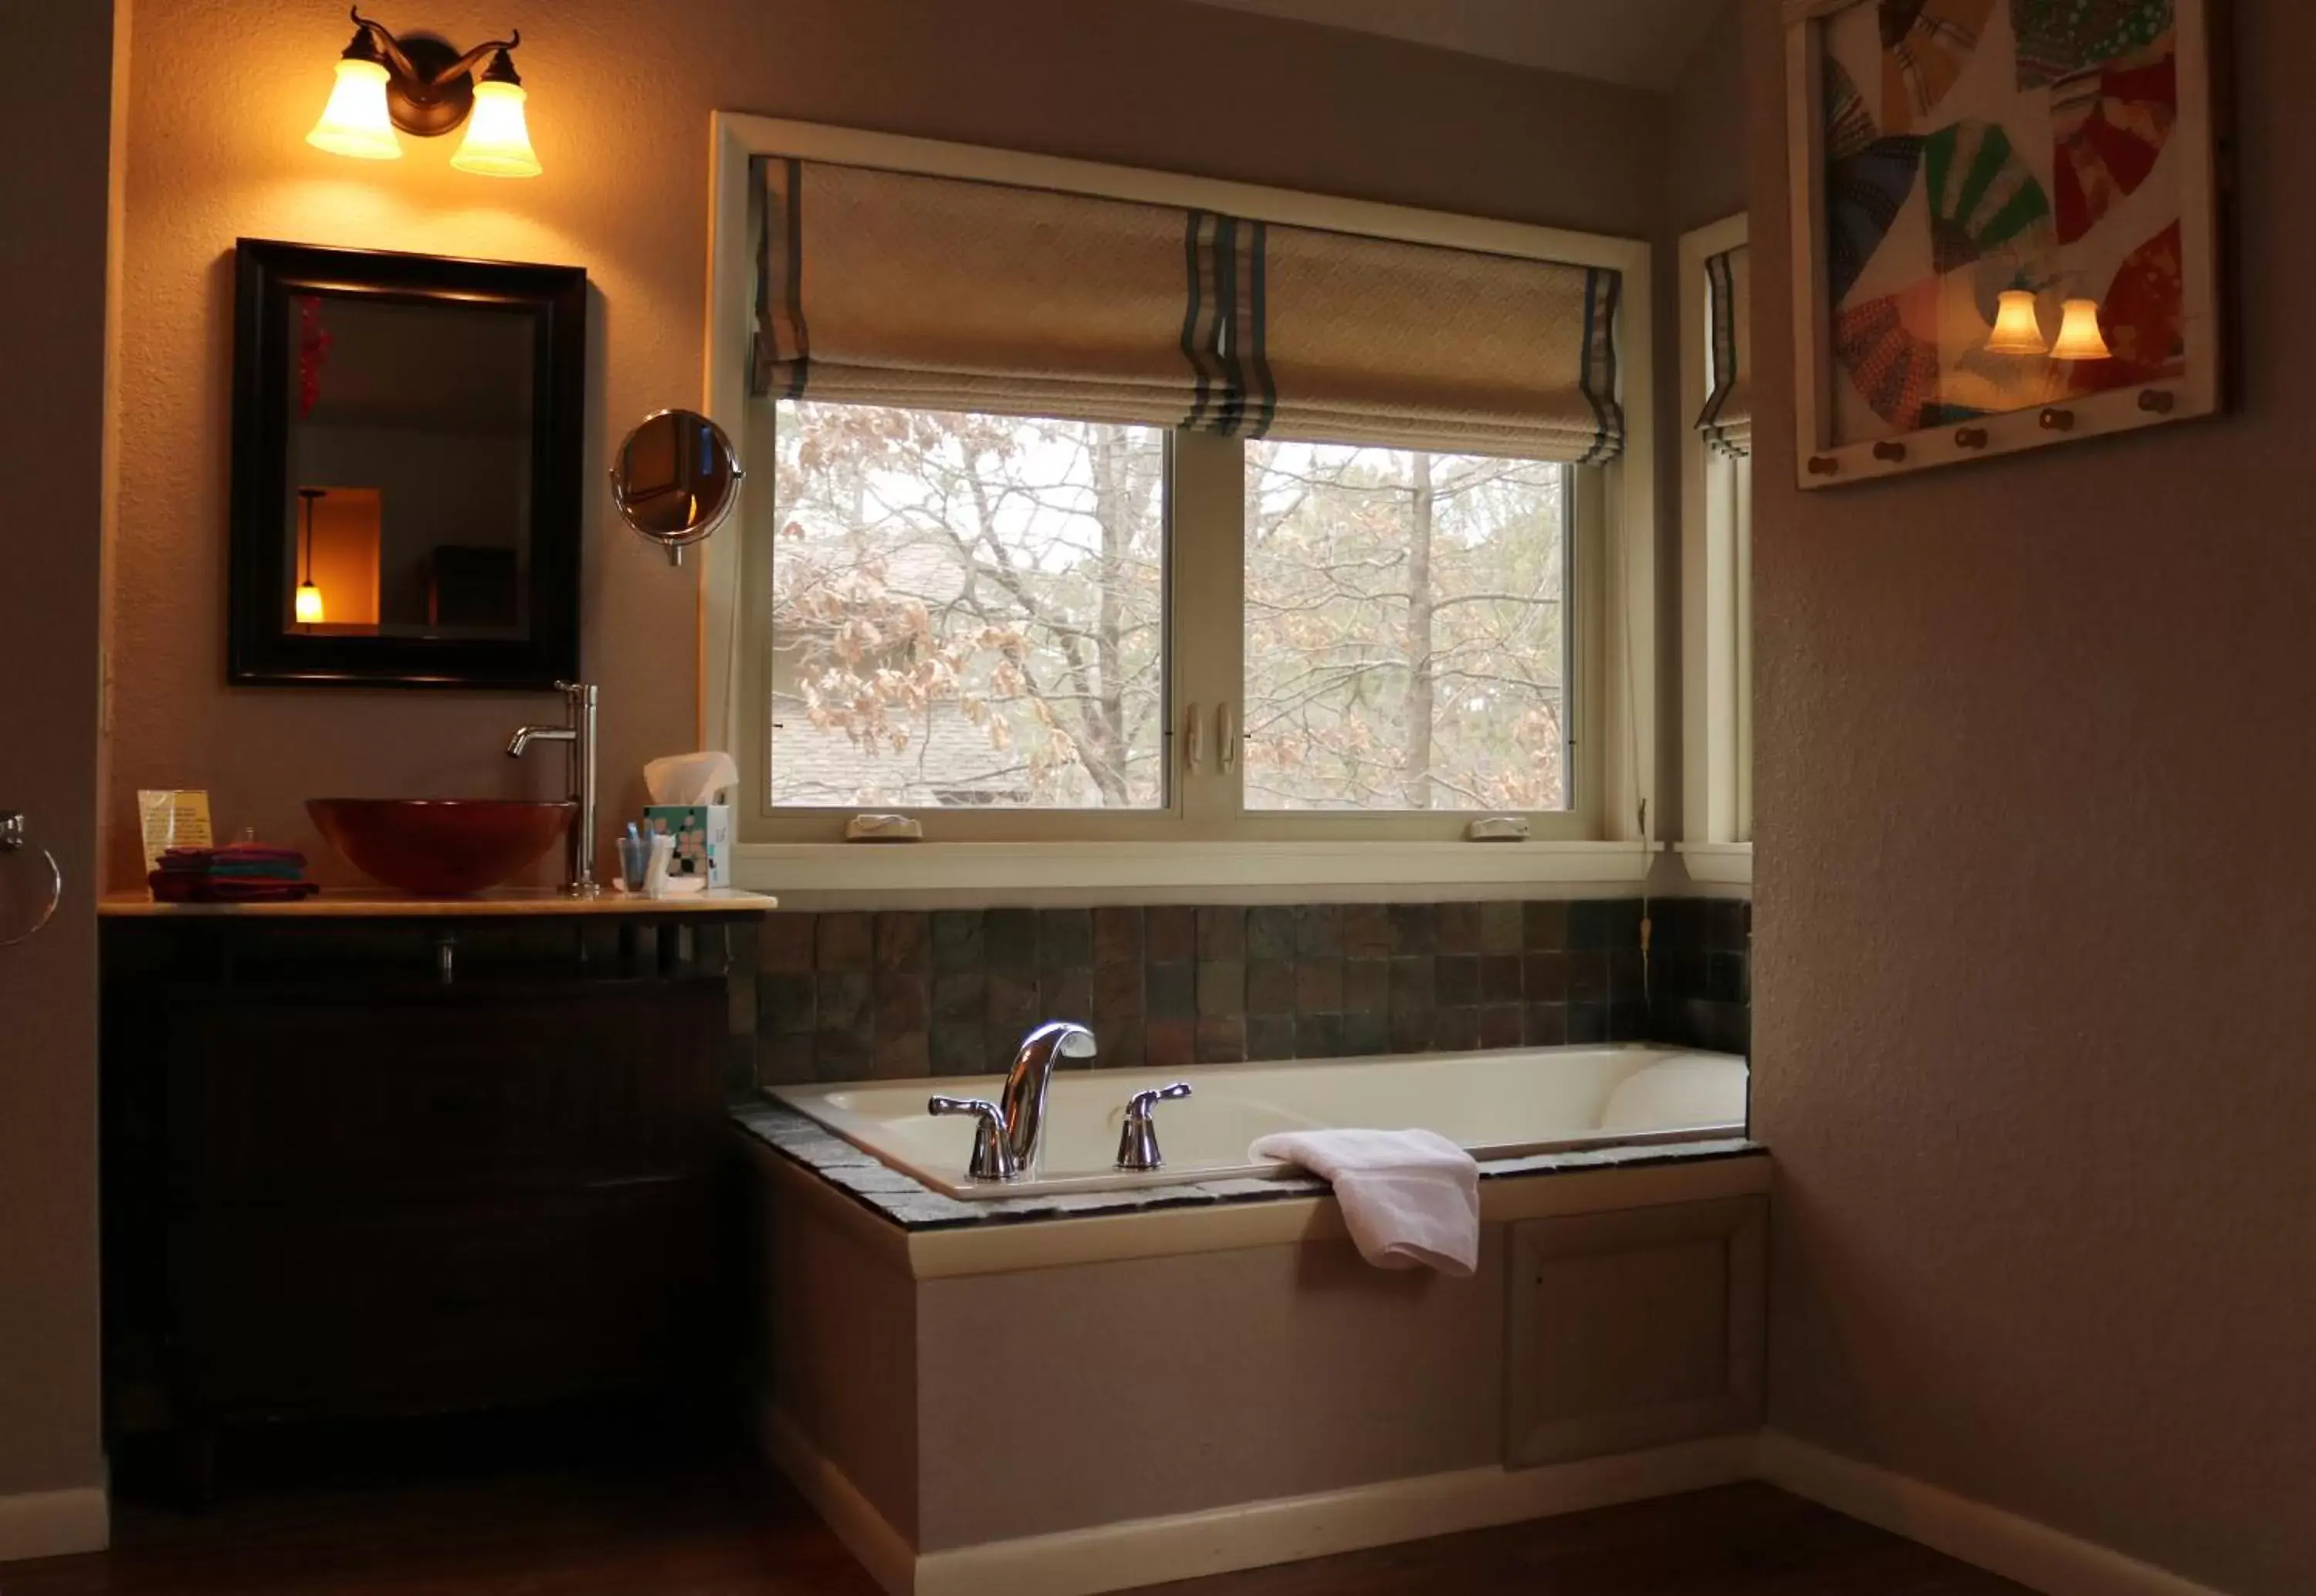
[1243,444,1569,812]
[770,401,1166,810]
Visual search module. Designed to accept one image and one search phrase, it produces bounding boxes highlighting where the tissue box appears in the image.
[644,804,732,888]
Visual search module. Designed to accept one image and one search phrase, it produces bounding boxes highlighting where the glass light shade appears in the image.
[295,583,326,624]
[1985,289,2049,356]
[306,57,401,161]
[2051,297,2113,361]
[450,80,541,178]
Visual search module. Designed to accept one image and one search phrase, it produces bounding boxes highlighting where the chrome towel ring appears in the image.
[0,812,63,948]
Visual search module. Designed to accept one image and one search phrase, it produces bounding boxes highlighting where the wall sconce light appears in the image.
[2050,298,2113,362]
[1984,289,2049,357]
[306,8,540,178]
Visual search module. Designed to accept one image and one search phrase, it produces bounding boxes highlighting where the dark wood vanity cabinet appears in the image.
[100,907,757,1467]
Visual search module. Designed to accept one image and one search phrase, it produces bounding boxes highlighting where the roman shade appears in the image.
[751,157,1627,464]
[1695,243,1752,457]
[1228,218,1624,460]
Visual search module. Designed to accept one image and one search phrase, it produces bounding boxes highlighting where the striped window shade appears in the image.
[752,158,1208,427]
[750,157,1627,464]
[1228,219,1624,461]
[1695,243,1752,458]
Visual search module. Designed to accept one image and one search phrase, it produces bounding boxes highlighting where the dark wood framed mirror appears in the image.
[228,239,587,688]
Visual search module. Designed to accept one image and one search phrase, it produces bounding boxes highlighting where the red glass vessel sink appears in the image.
[306,799,574,897]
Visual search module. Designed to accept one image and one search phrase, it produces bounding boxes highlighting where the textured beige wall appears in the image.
[0,1,116,1513]
[110,0,1668,889]
[1741,2,2316,1591]
[1667,2,1749,232]
[1652,0,1748,842]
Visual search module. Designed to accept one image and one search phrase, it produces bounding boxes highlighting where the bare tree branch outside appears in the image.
[1243,440,1568,811]
[770,401,1568,813]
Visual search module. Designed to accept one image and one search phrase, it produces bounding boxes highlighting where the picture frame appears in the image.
[1784,0,2223,487]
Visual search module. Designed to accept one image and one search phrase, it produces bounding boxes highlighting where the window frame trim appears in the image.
[702,113,1657,893]
[1678,211,1753,882]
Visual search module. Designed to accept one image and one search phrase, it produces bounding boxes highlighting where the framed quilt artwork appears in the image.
[1785,0,2223,486]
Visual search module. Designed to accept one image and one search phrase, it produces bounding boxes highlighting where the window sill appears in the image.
[732,840,1661,905]
[1674,842,1752,886]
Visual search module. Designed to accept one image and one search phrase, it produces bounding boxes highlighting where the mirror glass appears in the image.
[611,410,740,560]
[285,297,536,639]
[230,240,585,689]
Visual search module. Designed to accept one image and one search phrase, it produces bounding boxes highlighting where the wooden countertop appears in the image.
[100,887,780,918]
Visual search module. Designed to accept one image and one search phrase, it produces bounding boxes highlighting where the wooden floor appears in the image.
[11,1414,2029,1596]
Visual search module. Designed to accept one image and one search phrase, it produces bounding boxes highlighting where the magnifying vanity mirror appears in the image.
[228,239,587,688]
[608,408,742,566]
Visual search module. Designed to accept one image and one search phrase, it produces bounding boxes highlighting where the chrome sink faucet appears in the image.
[929,1019,1096,1180]
[506,680,601,896]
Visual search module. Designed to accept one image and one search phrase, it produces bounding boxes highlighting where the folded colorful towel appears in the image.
[148,872,320,904]
[150,842,317,901]
[161,860,303,880]
[158,844,308,872]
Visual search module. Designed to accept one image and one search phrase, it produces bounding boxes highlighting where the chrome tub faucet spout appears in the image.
[506,680,600,896]
[926,1020,1098,1182]
[998,1019,1097,1173]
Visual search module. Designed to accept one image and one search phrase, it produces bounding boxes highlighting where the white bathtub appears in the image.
[770,1043,1746,1200]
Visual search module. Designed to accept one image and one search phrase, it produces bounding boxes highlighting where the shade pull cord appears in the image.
[1615,492,1652,1007]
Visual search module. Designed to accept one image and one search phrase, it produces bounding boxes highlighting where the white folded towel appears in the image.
[1249,1128,1480,1278]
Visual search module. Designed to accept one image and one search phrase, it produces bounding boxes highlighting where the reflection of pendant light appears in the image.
[296,489,327,627]
[1985,289,2049,357]
[2051,297,2113,361]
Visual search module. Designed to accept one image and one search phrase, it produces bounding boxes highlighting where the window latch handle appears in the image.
[1216,702,1238,773]
[1182,702,1204,775]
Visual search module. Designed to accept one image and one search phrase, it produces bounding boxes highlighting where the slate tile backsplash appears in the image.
[733,896,1749,1088]
[1643,896,1752,1056]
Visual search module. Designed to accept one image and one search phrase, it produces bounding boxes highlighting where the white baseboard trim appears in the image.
[1758,1432,2229,1596]
[0,1486,109,1563]
[758,1404,918,1596]
[760,1405,2236,1596]
[759,1396,1752,1596]
[917,1435,1756,1596]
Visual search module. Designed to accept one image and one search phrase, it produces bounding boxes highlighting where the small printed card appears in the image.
[137,790,215,874]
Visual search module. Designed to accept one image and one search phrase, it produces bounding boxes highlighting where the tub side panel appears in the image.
[753,1145,921,1541]
[914,1231,1505,1550]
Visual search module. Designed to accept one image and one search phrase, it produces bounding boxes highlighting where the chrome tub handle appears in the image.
[929,1095,1022,1182]
[1116,1081,1192,1172]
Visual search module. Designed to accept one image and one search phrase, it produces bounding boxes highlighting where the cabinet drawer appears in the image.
[171,982,724,1202]
[173,1182,716,1418]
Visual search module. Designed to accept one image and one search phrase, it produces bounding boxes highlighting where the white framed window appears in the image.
[702,117,1657,898]
[1678,212,1752,886]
